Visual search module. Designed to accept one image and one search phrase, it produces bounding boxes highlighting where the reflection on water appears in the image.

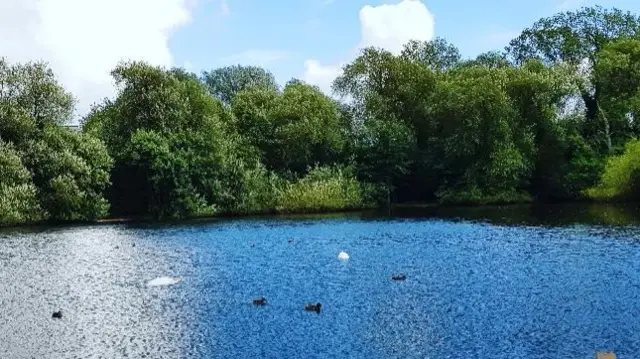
[1,203,640,358]
[386,202,640,227]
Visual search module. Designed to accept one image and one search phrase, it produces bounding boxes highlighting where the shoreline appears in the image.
[4,200,640,231]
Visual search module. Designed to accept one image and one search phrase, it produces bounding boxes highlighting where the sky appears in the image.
[2,0,640,119]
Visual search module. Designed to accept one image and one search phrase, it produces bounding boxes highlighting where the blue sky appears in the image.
[170,0,640,88]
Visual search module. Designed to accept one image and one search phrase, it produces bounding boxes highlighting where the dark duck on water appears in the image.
[253,297,267,306]
[304,303,321,313]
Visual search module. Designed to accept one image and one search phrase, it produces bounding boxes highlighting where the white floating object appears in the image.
[337,251,349,261]
[147,276,182,287]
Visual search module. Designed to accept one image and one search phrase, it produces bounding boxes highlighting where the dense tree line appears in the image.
[3,5,640,226]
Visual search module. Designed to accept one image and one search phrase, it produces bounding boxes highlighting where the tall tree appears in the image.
[506,6,640,153]
[333,47,440,200]
[84,61,269,218]
[232,81,348,175]
[201,65,279,105]
[401,37,461,71]
[595,37,640,143]
[0,58,112,222]
[460,51,512,69]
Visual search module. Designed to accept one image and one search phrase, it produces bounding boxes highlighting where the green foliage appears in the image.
[0,57,74,136]
[355,118,417,204]
[587,138,640,200]
[507,6,640,154]
[460,51,512,69]
[0,59,112,225]
[21,126,112,221]
[232,81,348,174]
[595,37,640,144]
[0,142,43,226]
[85,62,283,219]
[202,65,279,105]
[436,186,532,205]
[401,38,461,71]
[506,6,640,66]
[276,166,375,213]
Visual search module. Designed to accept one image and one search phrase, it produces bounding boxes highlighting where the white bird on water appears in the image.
[147,276,182,287]
[338,251,349,261]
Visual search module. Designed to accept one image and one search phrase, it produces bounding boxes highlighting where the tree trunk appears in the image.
[597,101,613,154]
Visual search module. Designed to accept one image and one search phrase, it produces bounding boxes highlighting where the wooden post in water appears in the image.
[596,352,616,359]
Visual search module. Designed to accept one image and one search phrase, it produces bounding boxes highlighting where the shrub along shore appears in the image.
[3,6,640,227]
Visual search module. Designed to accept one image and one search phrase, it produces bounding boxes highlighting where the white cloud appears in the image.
[358,0,435,54]
[303,60,343,94]
[221,50,290,67]
[303,0,436,95]
[0,0,195,120]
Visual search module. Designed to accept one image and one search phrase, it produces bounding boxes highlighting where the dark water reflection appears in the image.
[2,203,640,358]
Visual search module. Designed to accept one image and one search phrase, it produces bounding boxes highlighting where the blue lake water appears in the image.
[2,205,640,358]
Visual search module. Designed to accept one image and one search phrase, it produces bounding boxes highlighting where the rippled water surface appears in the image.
[3,205,640,358]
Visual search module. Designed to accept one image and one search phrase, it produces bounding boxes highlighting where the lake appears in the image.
[2,203,640,358]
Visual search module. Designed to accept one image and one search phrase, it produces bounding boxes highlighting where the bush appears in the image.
[230,163,285,215]
[0,142,44,226]
[586,138,640,200]
[22,126,113,221]
[276,166,375,213]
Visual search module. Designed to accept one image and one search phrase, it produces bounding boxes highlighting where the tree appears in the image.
[401,37,461,71]
[21,126,112,220]
[0,141,43,226]
[201,65,279,105]
[230,87,280,167]
[506,6,640,153]
[460,51,512,69]
[333,47,441,200]
[270,81,348,174]
[595,37,640,145]
[355,119,417,205]
[0,58,112,222]
[232,81,349,175]
[0,58,74,143]
[85,61,268,218]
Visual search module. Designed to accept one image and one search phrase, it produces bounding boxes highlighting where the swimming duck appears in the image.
[304,303,322,313]
[391,274,407,281]
[52,311,63,319]
[253,297,267,306]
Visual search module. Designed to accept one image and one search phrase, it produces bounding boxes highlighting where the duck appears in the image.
[52,310,63,319]
[253,297,267,306]
[391,274,407,281]
[304,303,322,313]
